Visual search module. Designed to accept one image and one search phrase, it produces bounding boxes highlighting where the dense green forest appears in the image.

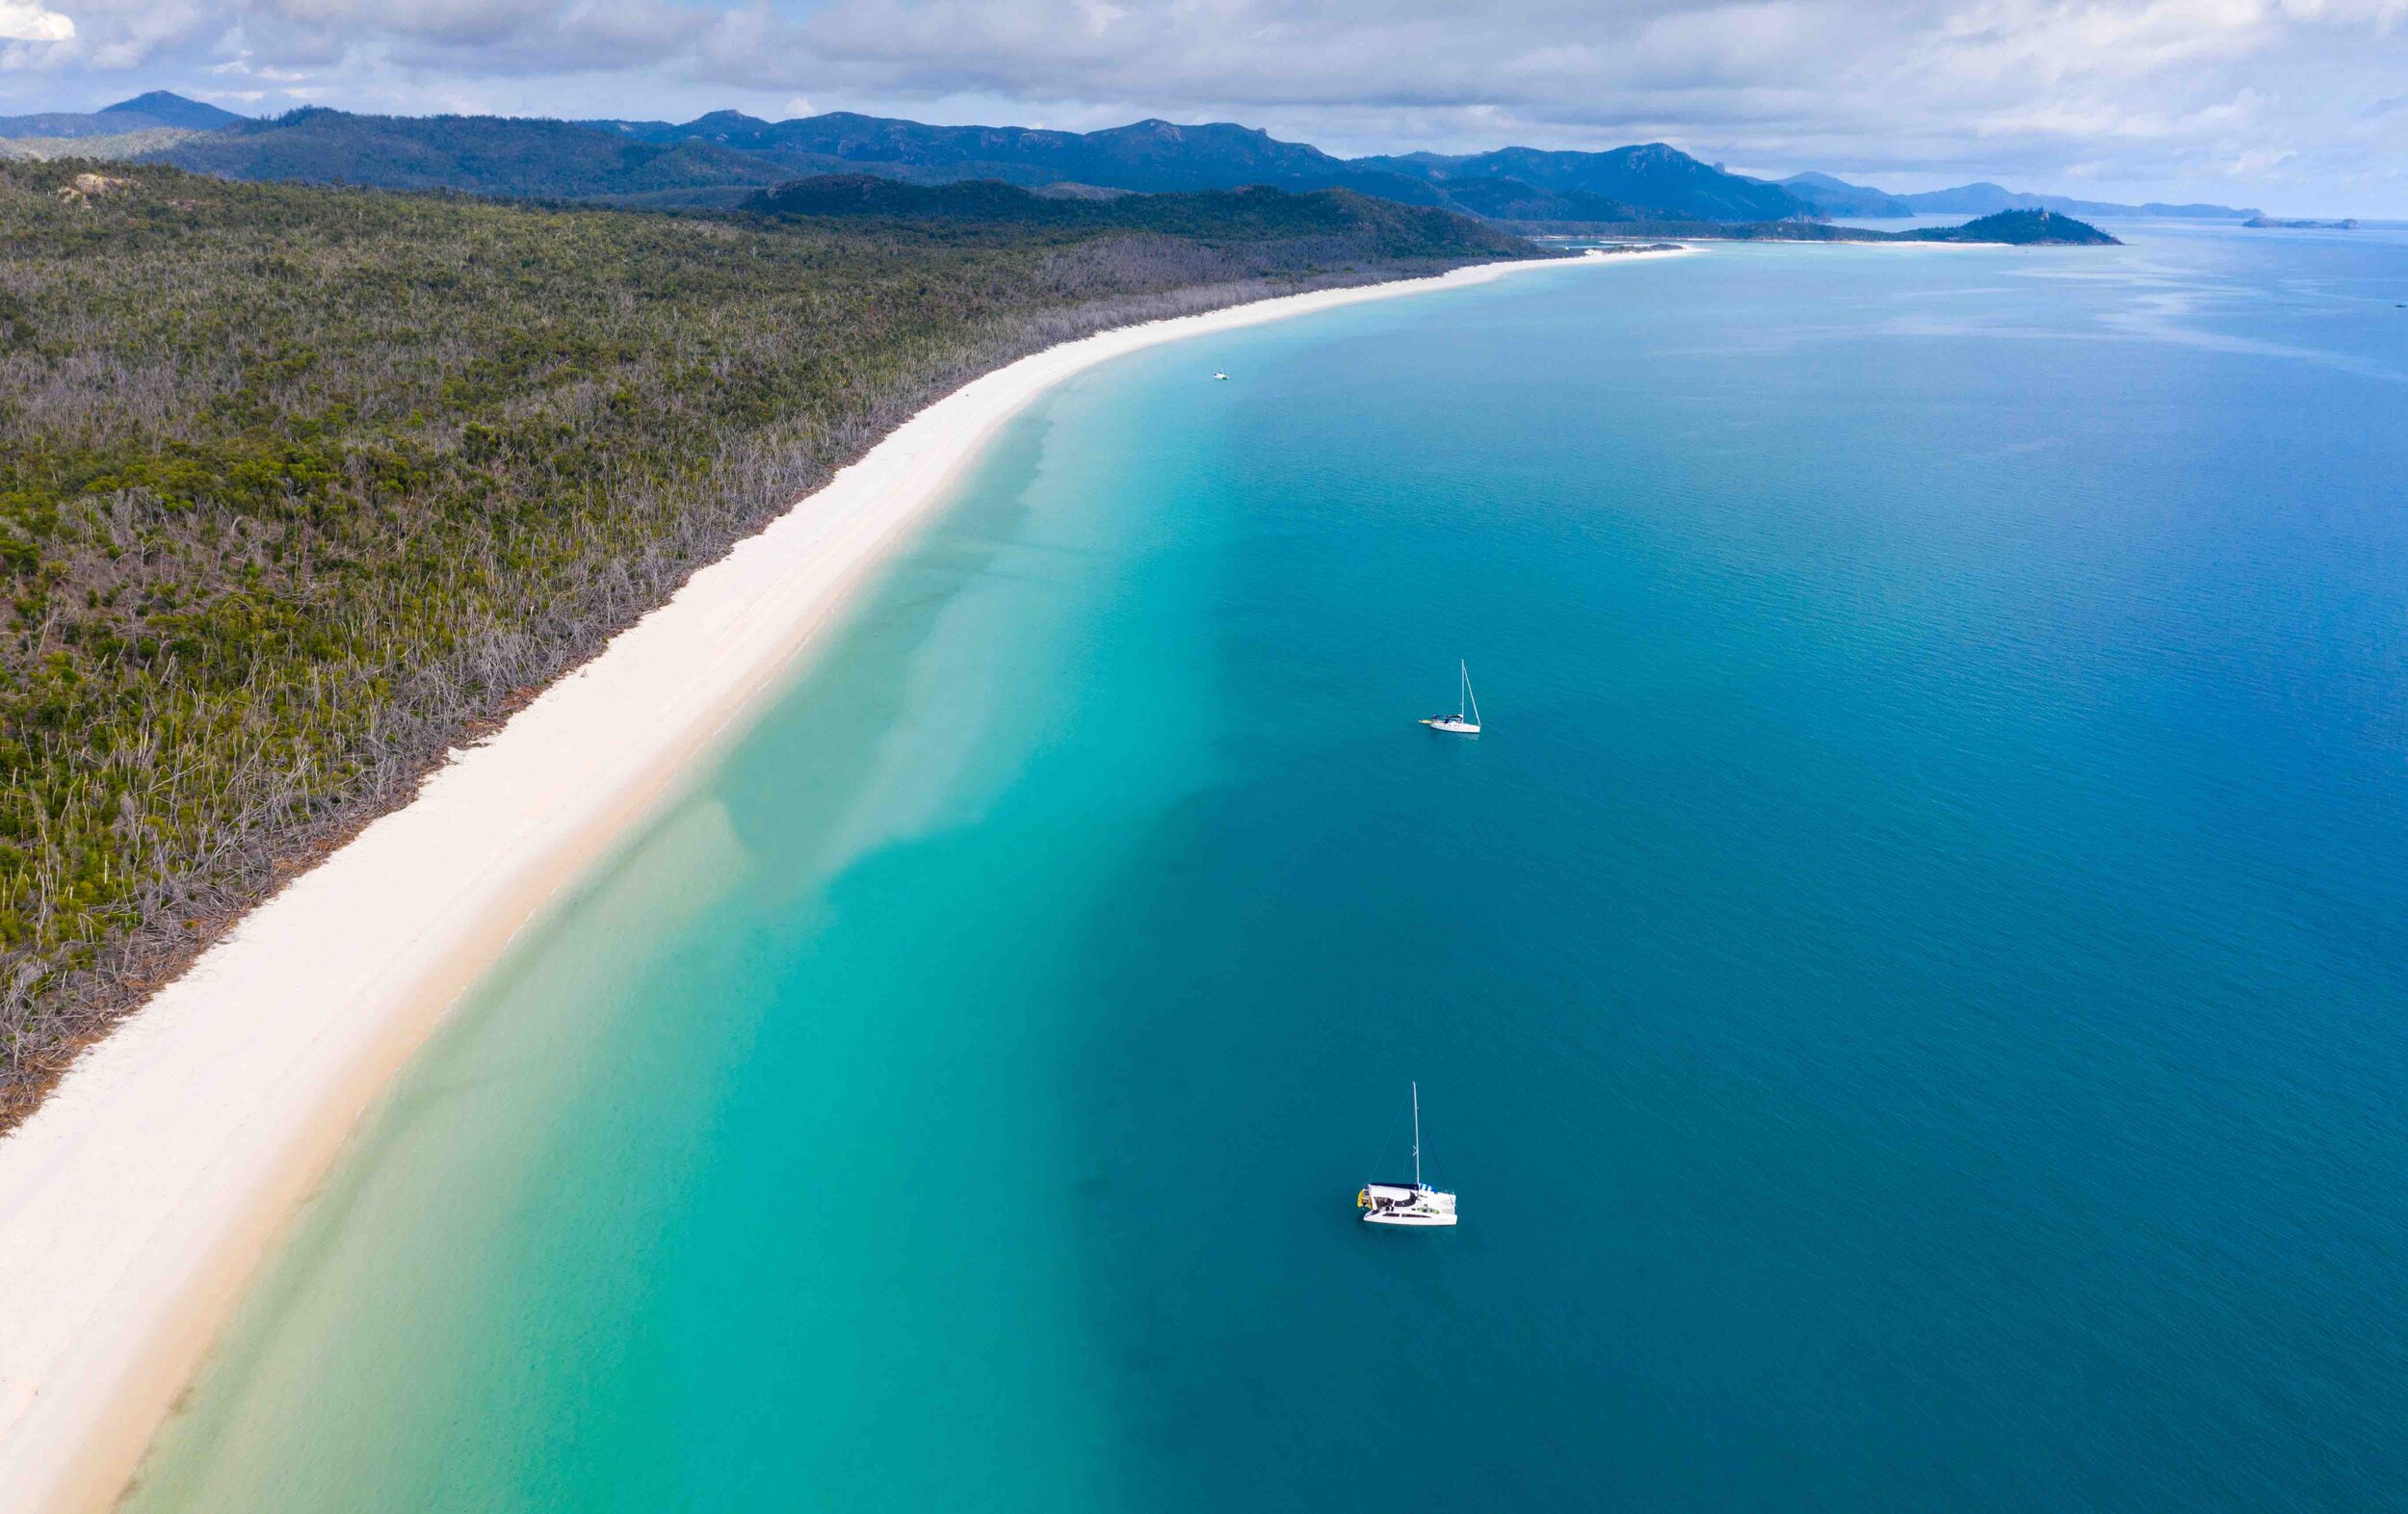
[742,176,1529,249]
[156,108,786,201]
[0,159,1539,1124]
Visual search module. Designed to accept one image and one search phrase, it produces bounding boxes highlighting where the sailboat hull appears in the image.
[1420,718,1480,734]
[1357,1183,1458,1225]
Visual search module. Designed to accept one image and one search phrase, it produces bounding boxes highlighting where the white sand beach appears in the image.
[0,247,1677,1514]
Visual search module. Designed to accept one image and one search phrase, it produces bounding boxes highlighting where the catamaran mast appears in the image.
[1412,1081,1423,1188]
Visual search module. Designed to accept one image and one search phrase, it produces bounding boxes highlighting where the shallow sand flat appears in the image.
[0,248,1681,1514]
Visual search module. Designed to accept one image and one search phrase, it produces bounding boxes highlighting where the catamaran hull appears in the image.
[1358,1181,1457,1226]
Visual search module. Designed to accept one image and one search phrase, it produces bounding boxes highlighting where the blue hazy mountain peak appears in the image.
[98,91,247,130]
[0,90,246,140]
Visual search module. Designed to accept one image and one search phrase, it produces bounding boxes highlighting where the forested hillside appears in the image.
[0,161,1540,1123]
[1359,143,1809,221]
[602,112,1447,201]
[151,109,788,199]
[744,175,1531,254]
[130,104,1817,222]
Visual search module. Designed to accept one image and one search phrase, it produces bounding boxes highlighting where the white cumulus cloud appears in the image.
[0,0,73,42]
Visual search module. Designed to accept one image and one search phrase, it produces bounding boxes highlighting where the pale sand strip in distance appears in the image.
[0,248,1678,1514]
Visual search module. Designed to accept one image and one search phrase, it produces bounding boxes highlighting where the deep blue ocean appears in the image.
[127,223,2408,1512]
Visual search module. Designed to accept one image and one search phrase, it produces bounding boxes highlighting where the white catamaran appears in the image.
[1420,661,1481,735]
[1358,1083,1459,1227]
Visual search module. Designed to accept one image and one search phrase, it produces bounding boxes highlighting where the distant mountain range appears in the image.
[1364,144,1804,221]
[0,91,2196,228]
[1776,171,2260,222]
[144,103,1819,222]
[583,111,1453,200]
[1773,172,1917,219]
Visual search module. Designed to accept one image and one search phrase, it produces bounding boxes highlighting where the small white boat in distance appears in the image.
[1212,370,1228,380]
[1420,660,1481,734]
[1358,1083,1458,1227]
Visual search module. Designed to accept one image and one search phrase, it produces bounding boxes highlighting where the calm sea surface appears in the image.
[127,225,2408,1512]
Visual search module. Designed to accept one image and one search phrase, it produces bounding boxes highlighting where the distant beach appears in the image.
[0,247,1679,1514]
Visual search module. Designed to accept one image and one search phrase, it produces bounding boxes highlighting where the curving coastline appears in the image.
[0,247,1681,1514]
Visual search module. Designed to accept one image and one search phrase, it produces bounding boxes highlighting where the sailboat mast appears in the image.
[1412,1081,1422,1188]
[1458,661,1469,721]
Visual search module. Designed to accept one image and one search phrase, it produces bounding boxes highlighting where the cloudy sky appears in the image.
[3,0,2403,213]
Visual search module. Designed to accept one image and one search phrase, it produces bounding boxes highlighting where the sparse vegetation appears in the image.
[0,159,1538,1124]
[0,128,201,163]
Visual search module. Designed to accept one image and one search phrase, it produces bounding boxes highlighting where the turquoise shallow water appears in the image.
[127,228,2408,1512]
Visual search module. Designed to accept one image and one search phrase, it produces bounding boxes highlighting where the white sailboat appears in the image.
[1358,1083,1458,1227]
[1212,370,1229,380]
[1420,661,1481,734]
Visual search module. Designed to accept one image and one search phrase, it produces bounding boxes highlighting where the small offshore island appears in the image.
[1894,209,2120,244]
